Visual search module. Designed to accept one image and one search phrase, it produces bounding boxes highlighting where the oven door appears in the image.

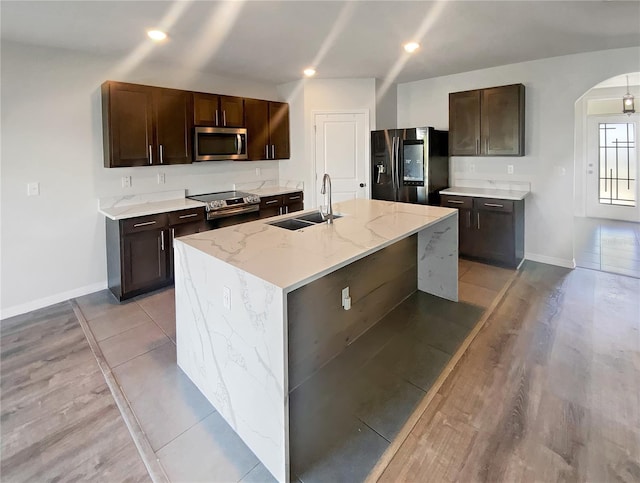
[205,205,260,229]
[194,127,248,161]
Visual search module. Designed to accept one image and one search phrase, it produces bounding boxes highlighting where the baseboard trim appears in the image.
[524,252,576,269]
[1,281,108,321]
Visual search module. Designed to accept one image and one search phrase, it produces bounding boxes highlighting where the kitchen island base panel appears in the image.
[174,242,288,483]
[417,214,459,302]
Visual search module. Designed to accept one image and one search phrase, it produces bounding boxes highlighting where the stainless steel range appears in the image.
[188,191,261,227]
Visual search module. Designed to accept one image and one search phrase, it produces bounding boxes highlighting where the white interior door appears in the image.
[313,111,369,208]
[586,114,640,222]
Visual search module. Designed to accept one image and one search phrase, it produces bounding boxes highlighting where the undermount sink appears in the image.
[268,211,343,231]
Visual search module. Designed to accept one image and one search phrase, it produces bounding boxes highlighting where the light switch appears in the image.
[27,182,40,196]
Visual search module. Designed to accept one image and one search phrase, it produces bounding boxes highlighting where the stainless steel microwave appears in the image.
[194,126,248,161]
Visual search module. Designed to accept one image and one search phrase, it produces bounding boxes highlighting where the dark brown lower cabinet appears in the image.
[258,191,304,218]
[106,207,207,300]
[441,194,524,268]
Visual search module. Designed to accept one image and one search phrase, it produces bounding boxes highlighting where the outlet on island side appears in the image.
[157,173,165,184]
[341,286,351,311]
[223,286,231,310]
[121,176,131,188]
[507,165,514,175]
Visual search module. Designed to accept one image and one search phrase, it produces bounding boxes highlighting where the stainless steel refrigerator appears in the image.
[371,127,449,205]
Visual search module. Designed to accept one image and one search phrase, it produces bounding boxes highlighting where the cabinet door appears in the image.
[193,93,220,126]
[259,194,284,218]
[155,88,193,165]
[122,229,171,294]
[441,195,474,257]
[475,209,515,265]
[245,99,270,160]
[269,102,290,159]
[284,191,304,214]
[481,84,525,156]
[103,82,154,167]
[449,90,480,156]
[220,96,244,127]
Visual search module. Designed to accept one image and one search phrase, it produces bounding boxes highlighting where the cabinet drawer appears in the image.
[441,194,473,210]
[260,195,284,208]
[284,192,303,204]
[474,198,513,213]
[168,207,205,226]
[121,213,168,234]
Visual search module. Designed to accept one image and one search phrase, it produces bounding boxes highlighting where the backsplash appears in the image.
[452,177,531,192]
[234,179,304,191]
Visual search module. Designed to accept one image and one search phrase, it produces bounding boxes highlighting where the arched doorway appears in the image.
[573,73,639,278]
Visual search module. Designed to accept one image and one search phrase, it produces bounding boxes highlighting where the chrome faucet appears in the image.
[320,173,334,224]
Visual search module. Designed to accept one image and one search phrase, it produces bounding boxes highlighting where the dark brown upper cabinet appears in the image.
[449,83,525,157]
[193,93,244,127]
[102,81,193,167]
[245,99,290,160]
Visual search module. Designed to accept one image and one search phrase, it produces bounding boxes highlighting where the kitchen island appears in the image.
[174,198,458,482]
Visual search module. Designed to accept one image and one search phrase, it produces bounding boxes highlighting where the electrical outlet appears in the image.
[469,163,475,173]
[121,176,131,188]
[223,286,231,310]
[27,182,40,196]
[255,167,261,177]
[341,286,351,310]
[157,173,165,184]
[507,165,514,175]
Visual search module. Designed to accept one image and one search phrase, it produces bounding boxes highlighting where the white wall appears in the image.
[278,78,377,207]
[397,47,640,267]
[0,41,285,318]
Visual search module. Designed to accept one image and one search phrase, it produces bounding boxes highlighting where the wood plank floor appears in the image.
[374,262,640,483]
[0,301,151,482]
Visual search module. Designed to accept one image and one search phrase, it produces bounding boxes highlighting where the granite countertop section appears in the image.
[99,197,206,220]
[178,198,456,292]
[245,186,304,197]
[440,186,530,200]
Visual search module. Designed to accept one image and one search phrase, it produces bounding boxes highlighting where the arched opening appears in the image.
[573,72,639,278]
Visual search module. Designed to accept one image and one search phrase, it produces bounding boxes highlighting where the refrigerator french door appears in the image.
[371,127,449,205]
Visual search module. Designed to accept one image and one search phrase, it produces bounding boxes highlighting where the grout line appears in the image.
[137,300,177,345]
[364,264,522,483]
[70,299,170,483]
[356,416,393,444]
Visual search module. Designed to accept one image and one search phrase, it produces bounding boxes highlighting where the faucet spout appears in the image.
[320,173,334,224]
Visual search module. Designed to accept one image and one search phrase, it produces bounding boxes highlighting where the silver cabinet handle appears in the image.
[477,212,480,230]
[179,213,198,219]
[265,199,279,205]
[265,145,269,159]
[289,196,301,200]
[171,227,175,240]
[160,231,165,251]
[133,220,156,228]
[215,110,219,126]
[271,145,275,159]
[484,203,504,208]
[467,211,471,228]
[476,139,480,155]
[447,200,464,204]
[148,145,153,165]
[159,144,164,164]
[485,138,489,153]
[237,134,242,155]
[223,110,227,126]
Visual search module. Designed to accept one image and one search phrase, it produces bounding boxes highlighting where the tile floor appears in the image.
[72,259,512,483]
[574,216,640,278]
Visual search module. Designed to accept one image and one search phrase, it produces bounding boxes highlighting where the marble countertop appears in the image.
[177,198,457,292]
[440,186,530,200]
[99,197,206,220]
[245,186,303,197]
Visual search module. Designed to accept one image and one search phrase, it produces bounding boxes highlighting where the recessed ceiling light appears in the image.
[403,42,420,53]
[303,68,316,77]
[147,30,167,42]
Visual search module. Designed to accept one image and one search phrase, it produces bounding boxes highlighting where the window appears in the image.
[598,123,636,206]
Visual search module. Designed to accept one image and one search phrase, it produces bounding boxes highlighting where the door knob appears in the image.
[359,183,366,187]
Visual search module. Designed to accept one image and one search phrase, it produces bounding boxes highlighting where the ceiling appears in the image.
[1,1,639,85]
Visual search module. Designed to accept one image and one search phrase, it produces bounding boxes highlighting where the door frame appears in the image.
[311,109,371,208]
[585,114,639,221]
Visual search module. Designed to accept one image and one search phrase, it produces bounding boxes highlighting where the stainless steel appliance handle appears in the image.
[179,213,198,219]
[390,137,396,193]
[133,221,156,228]
[160,231,165,251]
[159,144,164,164]
[396,136,401,192]
[215,110,219,126]
[237,134,242,155]
[447,200,464,204]
[148,145,153,165]
[223,110,227,126]
[207,204,259,220]
[484,203,504,208]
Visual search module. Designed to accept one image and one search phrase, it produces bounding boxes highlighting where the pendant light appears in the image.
[623,75,635,115]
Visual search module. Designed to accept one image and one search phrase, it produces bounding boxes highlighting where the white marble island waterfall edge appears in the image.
[174,199,458,482]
